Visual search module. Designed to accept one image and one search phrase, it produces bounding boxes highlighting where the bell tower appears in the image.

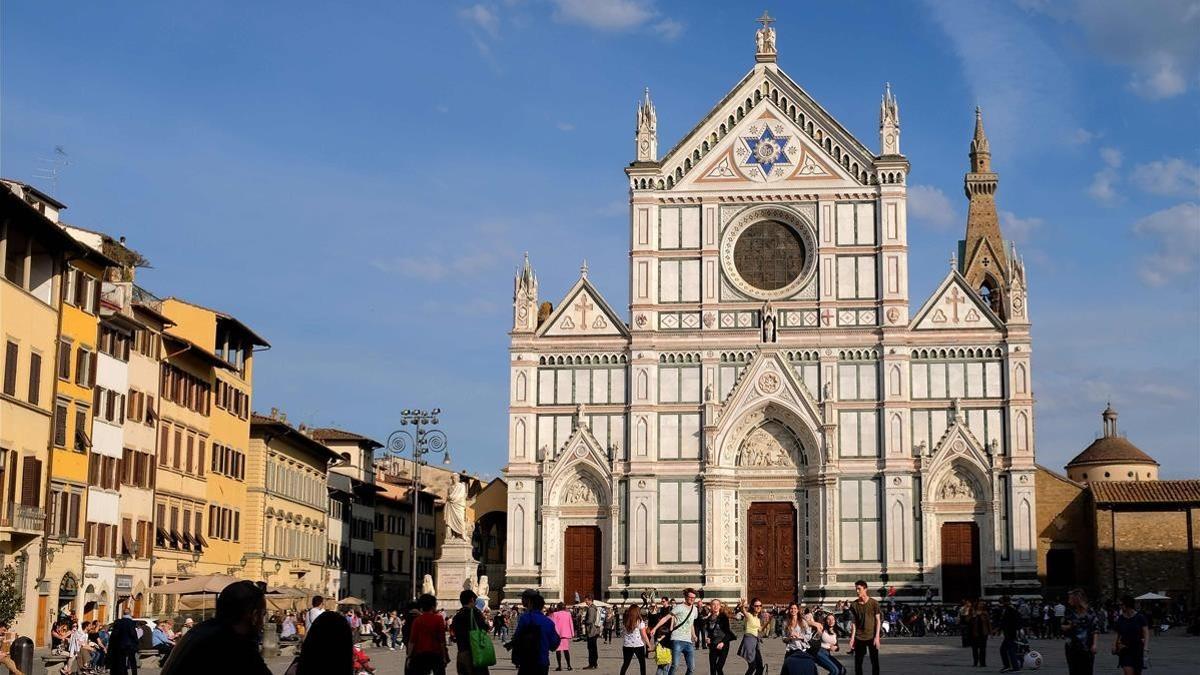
[512,253,538,333]
[960,108,1009,319]
[635,88,657,163]
[880,83,900,156]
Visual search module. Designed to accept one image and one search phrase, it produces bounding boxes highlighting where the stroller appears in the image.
[1013,629,1042,670]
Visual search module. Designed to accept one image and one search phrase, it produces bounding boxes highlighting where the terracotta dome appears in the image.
[1065,406,1159,484]
[1067,435,1158,468]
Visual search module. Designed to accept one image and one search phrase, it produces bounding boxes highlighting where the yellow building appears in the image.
[247,411,338,595]
[0,181,91,642]
[160,298,267,577]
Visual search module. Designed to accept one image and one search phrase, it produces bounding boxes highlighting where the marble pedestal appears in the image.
[434,538,479,609]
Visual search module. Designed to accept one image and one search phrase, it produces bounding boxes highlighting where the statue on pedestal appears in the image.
[445,474,469,541]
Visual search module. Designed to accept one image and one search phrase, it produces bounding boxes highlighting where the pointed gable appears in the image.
[713,349,824,466]
[538,276,629,338]
[910,269,1003,331]
[658,64,875,191]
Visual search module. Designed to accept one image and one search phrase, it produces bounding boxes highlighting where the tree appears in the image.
[0,565,24,626]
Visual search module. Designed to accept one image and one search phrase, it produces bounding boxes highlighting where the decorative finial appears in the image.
[580,259,589,278]
[755,10,777,62]
[950,251,958,270]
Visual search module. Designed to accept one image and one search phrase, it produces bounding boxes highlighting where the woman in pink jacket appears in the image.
[549,603,576,671]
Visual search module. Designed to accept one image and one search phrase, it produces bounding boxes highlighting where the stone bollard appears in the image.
[261,624,280,658]
[10,636,33,675]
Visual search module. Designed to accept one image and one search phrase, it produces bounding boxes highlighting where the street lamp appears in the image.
[384,408,451,602]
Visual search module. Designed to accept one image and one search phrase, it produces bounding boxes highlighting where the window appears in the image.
[658,365,701,403]
[53,399,69,447]
[998,475,1010,561]
[57,340,71,380]
[658,481,701,563]
[658,259,701,303]
[28,352,41,405]
[47,486,81,539]
[838,410,878,458]
[657,413,701,460]
[161,364,210,415]
[839,478,880,562]
[2,341,17,396]
[617,480,628,565]
[73,405,90,452]
[74,347,93,387]
[20,457,42,507]
[837,362,877,400]
[98,325,131,361]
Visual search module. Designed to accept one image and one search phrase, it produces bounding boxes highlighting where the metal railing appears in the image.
[1,503,46,532]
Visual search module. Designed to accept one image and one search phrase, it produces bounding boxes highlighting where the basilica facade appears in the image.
[503,17,1038,604]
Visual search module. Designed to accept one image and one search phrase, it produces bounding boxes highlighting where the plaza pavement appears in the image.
[239,632,1198,675]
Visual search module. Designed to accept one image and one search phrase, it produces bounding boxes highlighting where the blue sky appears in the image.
[3,1,1198,478]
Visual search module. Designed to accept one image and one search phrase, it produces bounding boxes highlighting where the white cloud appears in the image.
[370,222,516,282]
[1129,52,1188,99]
[555,121,575,132]
[1131,158,1200,197]
[1088,146,1122,205]
[458,3,501,38]
[999,210,1042,243]
[1132,202,1200,286]
[907,184,958,230]
[1066,128,1096,145]
[549,0,681,38]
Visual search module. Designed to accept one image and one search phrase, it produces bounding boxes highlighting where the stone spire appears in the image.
[879,82,900,156]
[635,87,658,163]
[960,107,1009,318]
[512,253,539,333]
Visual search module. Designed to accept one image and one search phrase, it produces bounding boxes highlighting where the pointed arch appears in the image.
[1014,363,1027,395]
[515,372,527,401]
[636,370,649,400]
[635,417,649,456]
[1016,412,1029,452]
[512,505,526,567]
[514,418,527,458]
[889,413,903,456]
[1017,498,1033,561]
[888,365,902,396]
[634,503,649,565]
[889,500,906,562]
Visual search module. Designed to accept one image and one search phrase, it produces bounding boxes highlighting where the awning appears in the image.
[167,528,182,547]
[328,473,353,494]
[121,529,135,555]
[156,526,170,544]
[179,532,195,548]
[194,533,208,548]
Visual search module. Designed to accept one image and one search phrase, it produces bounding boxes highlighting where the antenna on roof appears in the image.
[33,146,69,196]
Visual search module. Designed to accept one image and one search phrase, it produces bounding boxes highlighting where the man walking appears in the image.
[998,596,1022,673]
[161,580,272,675]
[652,588,699,675]
[582,596,601,670]
[106,611,141,675]
[510,590,560,675]
[305,595,325,636]
[847,580,881,675]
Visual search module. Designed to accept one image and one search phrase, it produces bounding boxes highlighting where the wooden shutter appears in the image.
[67,492,80,537]
[28,352,41,405]
[20,457,41,506]
[197,440,205,477]
[3,341,18,396]
[58,340,71,379]
[53,402,68,447]
[75,349,84,386]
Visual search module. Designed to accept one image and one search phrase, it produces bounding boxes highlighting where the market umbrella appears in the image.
[574,600,611,608]
[338,596,366,606]
[1135,592,1171,601]
[150,574,241,595]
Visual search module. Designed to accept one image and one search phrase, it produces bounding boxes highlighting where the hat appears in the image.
[520,588,539,600]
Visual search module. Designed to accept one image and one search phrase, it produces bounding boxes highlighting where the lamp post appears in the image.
[384,408,451,603]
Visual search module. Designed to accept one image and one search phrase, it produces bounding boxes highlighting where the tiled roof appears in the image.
[310,427,383,449]
[1066,436,1158,467]
[1090,480,1200,504]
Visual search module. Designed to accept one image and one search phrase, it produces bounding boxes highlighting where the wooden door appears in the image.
[746,503,797,604]
[563,526,601,602]
[941,522,981,602]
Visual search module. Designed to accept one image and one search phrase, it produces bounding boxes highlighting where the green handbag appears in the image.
[469,609,497,668]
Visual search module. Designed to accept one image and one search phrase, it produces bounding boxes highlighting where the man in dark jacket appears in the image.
[107,611,141,675]
[509,590,559,675]
[161,580,271,675]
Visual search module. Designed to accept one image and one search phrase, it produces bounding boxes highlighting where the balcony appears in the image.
[100,280,133,318]
[1,503,46,533]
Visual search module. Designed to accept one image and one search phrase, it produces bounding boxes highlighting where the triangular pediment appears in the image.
[659,64,876,191]
[910,270,1003,331]
[713,349,824,466]
[924,416,994,498]
[538,276,629,338]
[546,423,612,505]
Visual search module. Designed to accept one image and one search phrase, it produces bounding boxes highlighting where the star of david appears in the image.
[742,126,791,176]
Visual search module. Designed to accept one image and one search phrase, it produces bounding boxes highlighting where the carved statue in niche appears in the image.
[938,472,977,501]
[737,422,798,468]
[563,476,599,505]
[761,302,777,343]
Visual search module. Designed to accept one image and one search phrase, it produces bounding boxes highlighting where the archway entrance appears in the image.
[746,502,797,604]
[562,526,600,603]
[941,522,980,602]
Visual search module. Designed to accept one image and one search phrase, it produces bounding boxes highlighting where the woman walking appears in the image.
[1063,589,1098,675]
[1112,595,1149,675]
[736,599,768,675]
[619,605,651,675]
[958,599,973,648]
[706,600,736,675]
[968,600,991,667]
[813,613,846,675]
[549,603,576,671]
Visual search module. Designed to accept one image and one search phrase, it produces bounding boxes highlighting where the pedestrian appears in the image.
[389,610,402,650]
[106,611,140,675]
[968,599,990,667]
[813,613,846,675]
[705,600,736,675]
[451,589,491,675]
[736,598,768,675]
[305,596,325,637]
[509,590,560,675]
[1062,588,1098,675]
[1053,599,1067,640]
[652,588,699,675]
[619,604,651,675]
[408,594,451,675]
[998,596,1022,673]
[284,610,354,675]
[581,595,601,669]
[847,580,881,675]
[549,603,576,671]
[958,600,973,648]
[161,580,272,675]
[1112,595,1149,675]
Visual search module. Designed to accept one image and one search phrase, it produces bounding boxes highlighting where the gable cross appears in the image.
[757,10,775,29]
[573,296,595,330]
[946,288,966,322]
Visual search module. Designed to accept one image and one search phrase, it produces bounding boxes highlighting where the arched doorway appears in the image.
[57,573,79,621]
[933,468,986,602]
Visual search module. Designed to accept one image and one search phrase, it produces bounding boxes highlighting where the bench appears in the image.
[40,654,68,675]
[137,649,163,666]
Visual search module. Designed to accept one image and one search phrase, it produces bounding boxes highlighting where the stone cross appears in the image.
[574,296,595,329]
[947,288,966,322]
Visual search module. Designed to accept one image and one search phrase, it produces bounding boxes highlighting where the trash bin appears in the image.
[10,636,33,675]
